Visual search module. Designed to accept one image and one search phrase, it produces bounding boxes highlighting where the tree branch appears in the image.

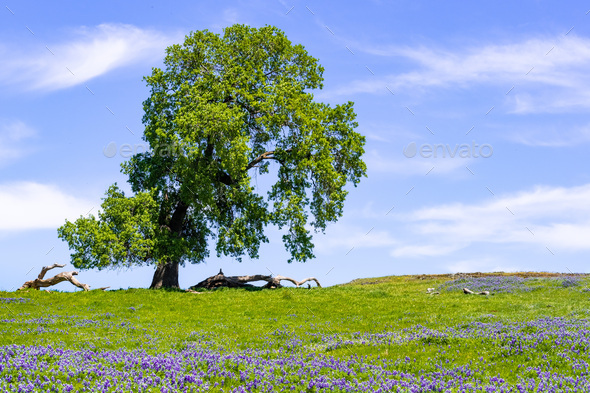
[246,149,292,171]
[246,151,276,170]
[37,263,66,280]
[463,287,490,296]
[19,265,92,291]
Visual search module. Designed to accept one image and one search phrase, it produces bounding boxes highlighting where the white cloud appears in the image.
[391,183,590,257]
[295,183,590,265]
[0,182,95,231]
[365,133,391,143]
[223,8,240,24]
[364,149,470,176]
[502,123,590,147]
[446,258,520,274]
[315,223,399,254]
[0,120,37,166]
[0,24,181,91]
[209,7,244,32]
[390,244,465,258]
[325,35,590,112]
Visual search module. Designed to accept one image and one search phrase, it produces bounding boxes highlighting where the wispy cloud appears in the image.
[325,35,590,113]
[314,223,399,255]
[223,8,240,24]
[209,7,245,32]
[0,23,181,91]
[0,120,37,166]
[501,123,590,147]
[391,183,590,257]
[364,149,470,176]
[0,182,95,231]
[313,183,590,264]
[446,258,520,274]
[390,244,465,258]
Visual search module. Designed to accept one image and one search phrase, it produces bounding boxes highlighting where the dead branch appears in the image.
[37,263,66,279]
[463,287,490,296]
[275,276,322,288]
[190,270,321,290]
[18,265,92,291]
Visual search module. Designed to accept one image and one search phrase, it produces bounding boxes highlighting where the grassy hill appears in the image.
[1,273,589,392]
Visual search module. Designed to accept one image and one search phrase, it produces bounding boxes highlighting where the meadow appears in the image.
[1,273,589,392]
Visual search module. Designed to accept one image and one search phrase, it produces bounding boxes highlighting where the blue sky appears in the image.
[1,1,590,291]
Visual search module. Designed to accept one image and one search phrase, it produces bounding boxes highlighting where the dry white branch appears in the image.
[274,275,322,288]
[37,263,66,279]
[19,264,92,291]
[463,287,490,295]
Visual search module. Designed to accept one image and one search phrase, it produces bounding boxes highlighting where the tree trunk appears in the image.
[151,200,188,289]
[150,260,180,289]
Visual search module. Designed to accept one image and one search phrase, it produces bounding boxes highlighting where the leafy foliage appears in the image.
[58,24,366,274]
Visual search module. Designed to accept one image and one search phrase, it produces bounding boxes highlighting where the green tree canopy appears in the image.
[58,24,367,288]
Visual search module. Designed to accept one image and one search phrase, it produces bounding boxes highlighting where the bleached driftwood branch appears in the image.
[463,287,490,296]
[18,264,96,291]
[190,270,322,290]
[271,275,322,288]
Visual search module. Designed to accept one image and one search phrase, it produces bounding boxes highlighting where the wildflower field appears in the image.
[1,273,589,392]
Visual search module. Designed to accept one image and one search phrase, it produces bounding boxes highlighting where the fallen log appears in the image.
[190,269,321,290]
[18,264,93,291]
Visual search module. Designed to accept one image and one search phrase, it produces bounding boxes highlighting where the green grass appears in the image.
[1,273,589,390]
[2,274,588,351]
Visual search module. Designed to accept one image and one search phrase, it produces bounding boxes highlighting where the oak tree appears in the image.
[58,24,366,288]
